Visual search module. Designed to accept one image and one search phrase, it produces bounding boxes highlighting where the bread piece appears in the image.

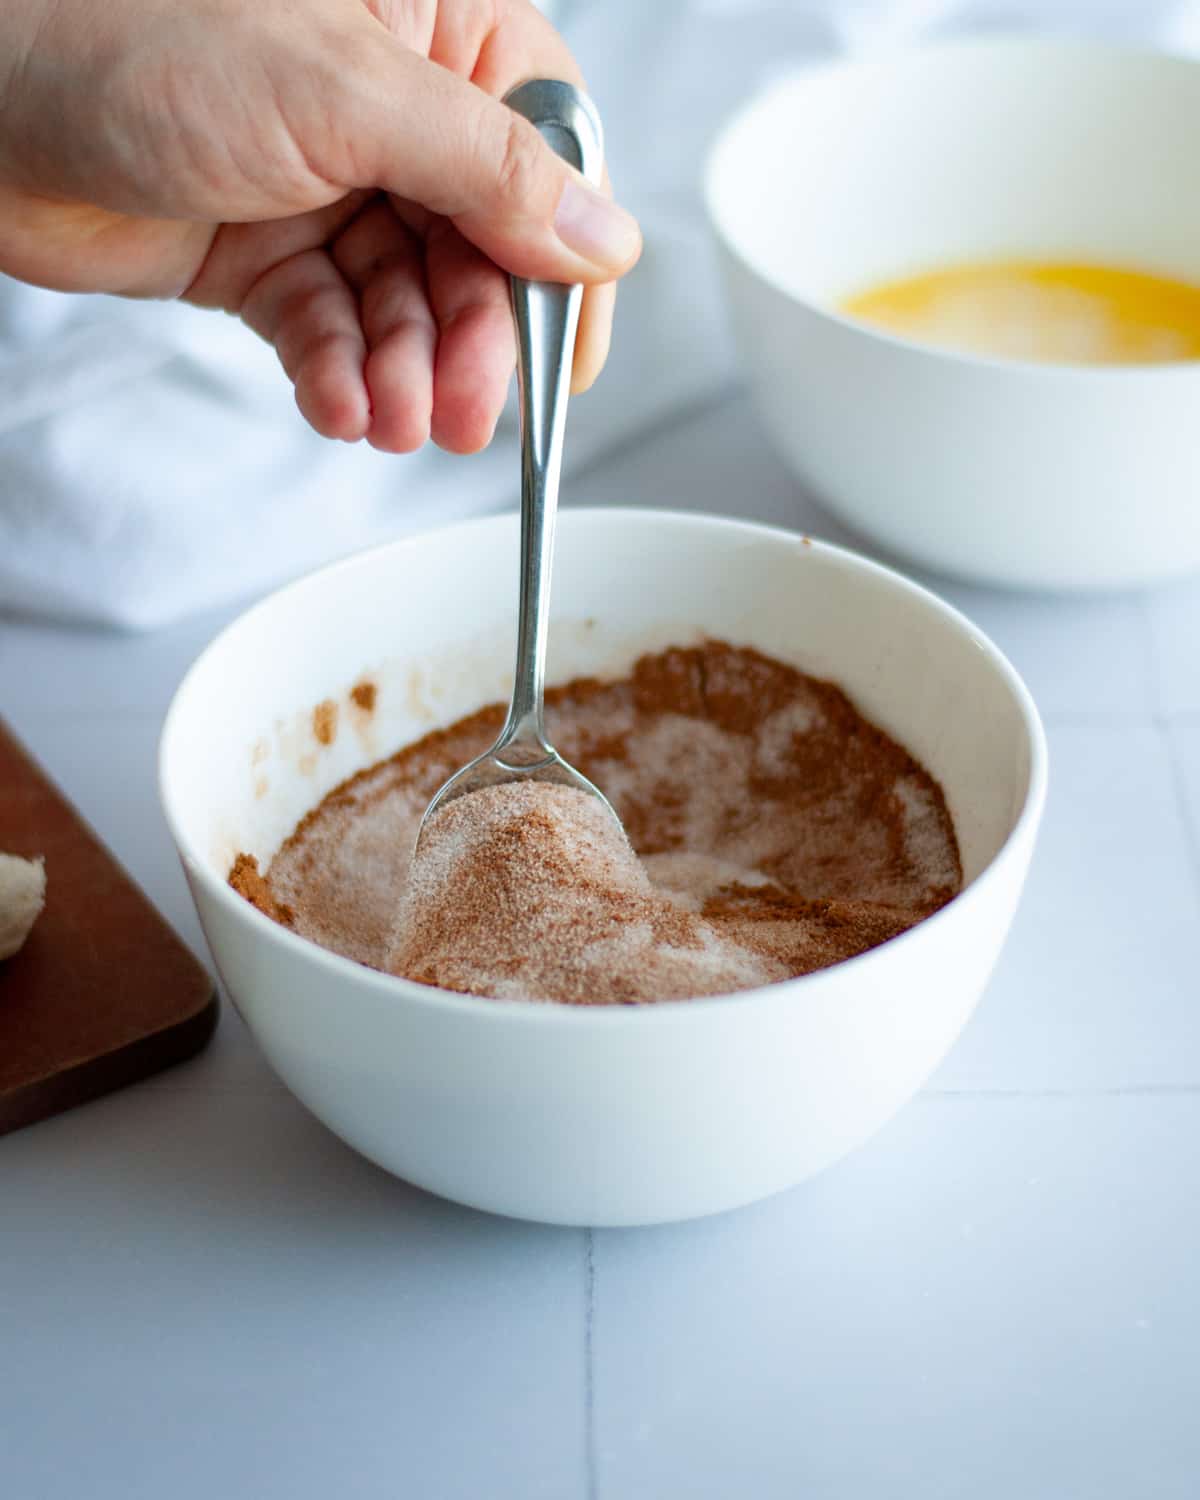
[0,852,46,959]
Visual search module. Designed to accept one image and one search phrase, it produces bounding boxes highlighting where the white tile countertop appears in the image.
[2,392,1199,1499]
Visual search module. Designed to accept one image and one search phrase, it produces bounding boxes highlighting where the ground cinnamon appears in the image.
[230,641,962,1003]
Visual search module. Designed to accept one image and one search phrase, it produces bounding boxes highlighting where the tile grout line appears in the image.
[584,1227,599,1500]
[1158,721,1200,911]
[1137,581,1200,908]
[1132,588,1165,720]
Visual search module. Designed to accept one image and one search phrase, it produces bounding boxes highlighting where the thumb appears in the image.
[350,41,642,285]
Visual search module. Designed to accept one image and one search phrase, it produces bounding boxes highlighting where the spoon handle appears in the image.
[500,81,605,757]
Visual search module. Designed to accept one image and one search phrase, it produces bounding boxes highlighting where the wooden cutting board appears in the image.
[0,718,217,1135]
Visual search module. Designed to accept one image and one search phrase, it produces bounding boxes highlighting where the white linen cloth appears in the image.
[2,0,1198,628]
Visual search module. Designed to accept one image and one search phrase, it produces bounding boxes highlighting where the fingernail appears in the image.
[554,179,641,269]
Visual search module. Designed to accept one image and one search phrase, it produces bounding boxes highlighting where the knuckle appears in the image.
[284,283,340,335]
[494,113,549,216]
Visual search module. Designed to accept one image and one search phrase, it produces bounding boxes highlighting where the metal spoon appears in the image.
[415,79,624,847]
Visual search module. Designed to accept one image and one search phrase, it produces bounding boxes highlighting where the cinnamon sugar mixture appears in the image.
[230,642,962,1004]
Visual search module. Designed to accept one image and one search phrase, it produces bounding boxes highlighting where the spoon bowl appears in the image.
[417,735,617,830]
[416,79,624,849]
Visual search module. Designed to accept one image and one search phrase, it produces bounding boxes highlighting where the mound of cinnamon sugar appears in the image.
[393,781,787,1002]
[231,642,962,1004]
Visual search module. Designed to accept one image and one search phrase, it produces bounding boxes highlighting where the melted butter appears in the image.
[839,260,1200,365]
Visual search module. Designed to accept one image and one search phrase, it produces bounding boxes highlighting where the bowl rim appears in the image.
[702,33,1200,381]
[159,506,1048,1029]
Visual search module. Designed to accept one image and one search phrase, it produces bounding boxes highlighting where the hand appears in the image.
[0,0,642,453]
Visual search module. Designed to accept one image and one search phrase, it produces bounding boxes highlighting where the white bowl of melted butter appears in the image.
[160,510,1046,1226]
[705,38,1200,591]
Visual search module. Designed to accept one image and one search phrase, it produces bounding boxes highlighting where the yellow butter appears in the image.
[839,260,1200,365]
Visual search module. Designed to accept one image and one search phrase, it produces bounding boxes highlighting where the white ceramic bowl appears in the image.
[160,510,1046,1226]
[705,39,1200,592]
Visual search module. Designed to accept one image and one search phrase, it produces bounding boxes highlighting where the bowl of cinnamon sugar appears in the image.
[160,509,1046,1226]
